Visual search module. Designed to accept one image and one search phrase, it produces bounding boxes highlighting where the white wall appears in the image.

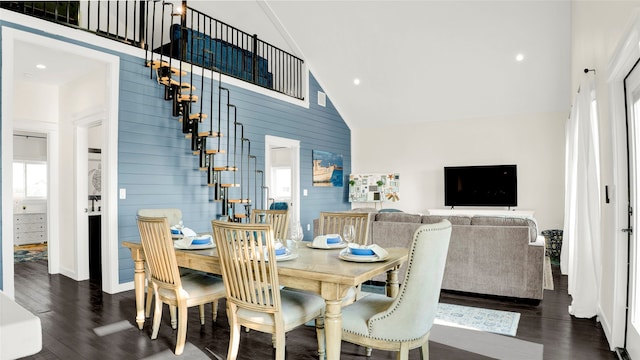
[352,111,566,232]
[571,0,640,349]
[13,82,59,122]
[58,66,106,277]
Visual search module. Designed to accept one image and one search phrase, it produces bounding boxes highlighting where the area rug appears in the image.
[361,285,521,337]
[435,303,520,336]
[14,243,48,263]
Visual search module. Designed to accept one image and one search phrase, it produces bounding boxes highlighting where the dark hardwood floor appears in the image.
[13,259,616,359]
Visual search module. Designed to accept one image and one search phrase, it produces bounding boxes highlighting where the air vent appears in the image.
[318,91,326,107]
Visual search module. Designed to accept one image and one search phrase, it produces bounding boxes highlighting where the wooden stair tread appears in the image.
[199,166,231,171]
[233,214,248,219]
[220,166,236,171]
[158,77,194,91]
[206,183,239,188]
[177,94,198,102]
[204,149,226,155]
[178,113,208,123]
[189,113,208,120]
[185,131,221,139]
[228,199,251,204]
[146,59,168,68]
[147,60,187,76]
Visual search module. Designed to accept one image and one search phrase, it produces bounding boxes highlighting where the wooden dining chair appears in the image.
[318,211,373,305]
[252,209,290,240]
[341,220,452,360]
[211,220,325,360]
[136,209,183,320]
[137,216,226,355]
[318,211,371,245]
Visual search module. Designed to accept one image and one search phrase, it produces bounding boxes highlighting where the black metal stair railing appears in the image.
[3,0,285,219]
[1,0,305,100]
[144,3,281,221]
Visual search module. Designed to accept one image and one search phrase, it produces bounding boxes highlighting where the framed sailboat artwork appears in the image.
[312,150,343,187]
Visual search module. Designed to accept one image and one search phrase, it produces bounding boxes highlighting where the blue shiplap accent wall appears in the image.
[117,58,351,283]
[0,20,350,287]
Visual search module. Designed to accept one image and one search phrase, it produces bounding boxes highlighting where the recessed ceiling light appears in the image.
[35,64,46,69]
[515,53,524,62]
[353,78,360,85]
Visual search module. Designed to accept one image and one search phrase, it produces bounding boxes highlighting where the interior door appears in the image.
[624,62,640,358]
[265,135,300,229]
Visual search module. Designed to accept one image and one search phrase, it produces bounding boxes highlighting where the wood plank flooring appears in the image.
[13,260,616,359]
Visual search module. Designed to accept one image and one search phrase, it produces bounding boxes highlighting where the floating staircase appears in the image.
[144,41,265,221]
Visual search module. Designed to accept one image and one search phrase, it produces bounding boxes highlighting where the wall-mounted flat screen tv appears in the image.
[444,165,517,207]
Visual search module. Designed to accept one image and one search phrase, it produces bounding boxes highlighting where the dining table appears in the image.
[122,241,408,360]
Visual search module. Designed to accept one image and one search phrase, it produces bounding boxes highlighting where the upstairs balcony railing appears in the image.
[1,1,305,100]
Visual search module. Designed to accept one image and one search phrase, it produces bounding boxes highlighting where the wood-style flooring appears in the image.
[13,259,616,359]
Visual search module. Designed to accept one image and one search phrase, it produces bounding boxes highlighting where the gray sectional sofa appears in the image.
[314,210,545,301]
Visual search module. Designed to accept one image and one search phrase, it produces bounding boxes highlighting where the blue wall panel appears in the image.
[117,62,351,283]
[0,21,350,287]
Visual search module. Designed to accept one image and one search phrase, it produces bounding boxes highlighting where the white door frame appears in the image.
[1,27,122,296]
[623,63,640,359]
[609,12,640,354]
[73,116,103,281]
[265,135,300,227]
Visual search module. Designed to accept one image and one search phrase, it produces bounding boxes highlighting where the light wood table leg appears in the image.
[129,249,146,330]
[386,265,400,298]
[324,299,342,360]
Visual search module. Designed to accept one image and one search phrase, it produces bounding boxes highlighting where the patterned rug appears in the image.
[361,285,521,336]
[14,243,48,263]
[435,303,520,336]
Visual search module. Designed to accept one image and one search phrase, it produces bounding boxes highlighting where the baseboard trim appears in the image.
[616,347,631,360]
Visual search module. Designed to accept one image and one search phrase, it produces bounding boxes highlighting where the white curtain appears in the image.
[561,75,601,318]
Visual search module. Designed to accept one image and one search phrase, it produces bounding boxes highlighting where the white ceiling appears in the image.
[13,40,102,86]
[13,1,572,130]
[192,0,572,129]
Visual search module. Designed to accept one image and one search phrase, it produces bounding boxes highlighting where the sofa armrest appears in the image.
[531,235,545,246]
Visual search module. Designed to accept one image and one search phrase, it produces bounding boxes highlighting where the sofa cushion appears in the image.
[375,212,421,223]
[421,215,471,226]
[349,207,378,213]
[471,216,538,242]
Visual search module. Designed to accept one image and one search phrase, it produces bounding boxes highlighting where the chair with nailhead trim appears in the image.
[340,220,452,360]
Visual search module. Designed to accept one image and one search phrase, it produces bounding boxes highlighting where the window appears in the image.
[13,162,47,199]
[271,167,291,199]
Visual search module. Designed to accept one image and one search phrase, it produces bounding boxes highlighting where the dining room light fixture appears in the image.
[515,53,524,62]
[35,64,46,69]
[353,78,360,85]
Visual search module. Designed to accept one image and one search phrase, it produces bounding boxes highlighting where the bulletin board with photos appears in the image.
[348,173,400,203]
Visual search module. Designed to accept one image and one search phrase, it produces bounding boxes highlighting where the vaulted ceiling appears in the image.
[191,0,571,129]
[12,1,572,131]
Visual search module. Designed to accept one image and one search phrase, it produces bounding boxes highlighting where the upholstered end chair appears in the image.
[341,220,452,359]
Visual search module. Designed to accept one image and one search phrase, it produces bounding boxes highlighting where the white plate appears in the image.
[261,249,298,262]
[338,248,388,262]
[307,241,348,249]
[174,241,216,250]
[274,252,299,262]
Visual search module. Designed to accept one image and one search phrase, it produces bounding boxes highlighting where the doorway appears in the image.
[2,27,121,297]
[12,132,48,266]
[624,61,640,359]
[265,135,300,230]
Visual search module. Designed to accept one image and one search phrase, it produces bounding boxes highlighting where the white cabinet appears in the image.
[14,213,47,245]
